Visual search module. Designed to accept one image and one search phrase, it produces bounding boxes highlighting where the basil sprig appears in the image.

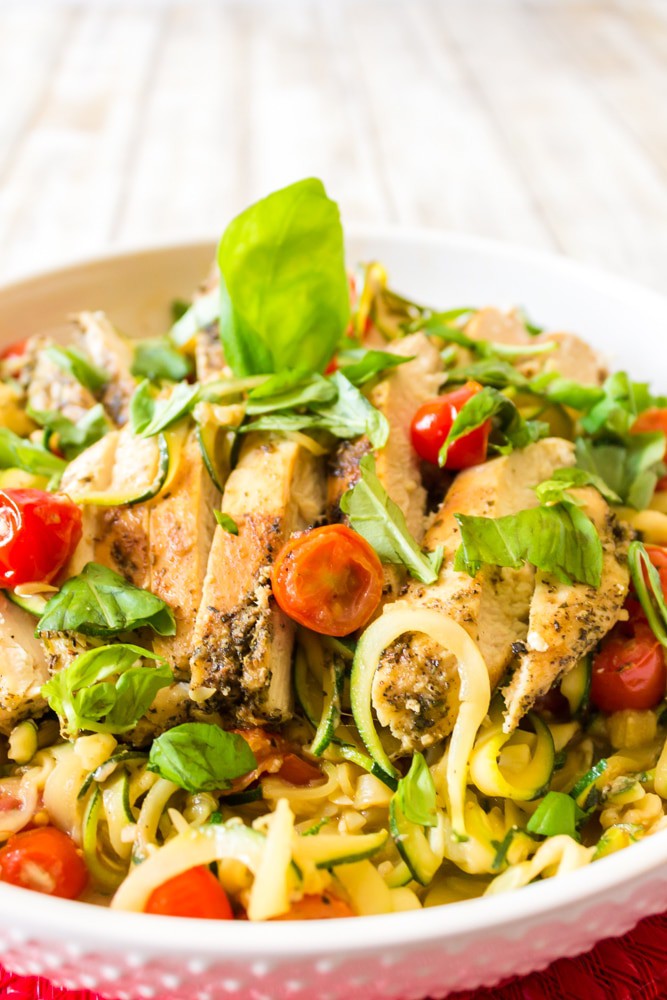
[42,643,172,736]
[36,562,176,637]
[218,178,350,376]
[340,455,442,583]
[147,723,257,792]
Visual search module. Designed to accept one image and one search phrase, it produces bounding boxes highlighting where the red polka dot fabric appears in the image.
[3,911,667,1000]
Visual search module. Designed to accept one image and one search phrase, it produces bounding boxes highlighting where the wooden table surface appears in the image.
[1,0,666,292]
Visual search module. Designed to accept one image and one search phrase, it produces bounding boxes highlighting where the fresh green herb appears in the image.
[526,791,585,839]
[575,433,665,509]
[534,467,622,506]
[394,753,437,828]
[518,307,544,337]
[580,372,665,437]
[147,723,257,792]
[447,359,532,390]
[0,427,67,477]
[302,817,328,836]
[243,372,389,450]
[245,370,336,415]
[44,346,108,392]
[336,350,412,387]
[214,511,239,534]
[170,298,190,323]
[218,178,350,376]
[131,337,193,382]
[439,386,547,466]
[340,455,442,583]
[169,287,219,348]
[27,404,109,460]
[42,644,172,736]
[36,563,176,638]
[130,379,200,437]
[446,363,605,412]
[419,316,556,361]
[628,541,667,647]
[454,502,603,587]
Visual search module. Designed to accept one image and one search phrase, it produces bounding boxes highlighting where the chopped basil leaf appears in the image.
[340,455,441,584]
[36,562,176,638]
[42,643,172,736]
[420,316,556,361]
[245,370,336,414]
[575,433,665,510]
[581,371,666,437]
[395,752,437,828]
[0,426,67,478]
[336,350,412,387]
[147,723,257,792]
[44,346,108,392]
[130,379,200,437]
[214,511,239,534]
[628,541,667,647]
[454,502,603,587]
[168,286,219,349]
[447,359,531,390]
[27,404,109,460]
[439,386,547,466]
[528,372,605,411]
[218,178,350,376]
[131,337,193,382]
[526,791,584,839]
[535,467,621,506]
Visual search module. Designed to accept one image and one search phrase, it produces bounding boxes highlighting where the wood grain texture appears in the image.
[0,0,666,291]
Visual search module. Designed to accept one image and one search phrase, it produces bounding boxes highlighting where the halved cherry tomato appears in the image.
[591,612,666,713]
[632,408,667,489]
[0,339,27,361]
[0,489,82,586]
[0,827,88,899]
[277,753,323,786]
[271,524,383,636]
[410,381,491,468]
[229,729,322,790]
[272,891,355,920]
[644,545,667,595]
[145,866,233,919]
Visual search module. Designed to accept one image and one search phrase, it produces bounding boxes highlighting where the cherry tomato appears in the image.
[272,891,355,920]
[277,753,323,786]
[145,866,233,919]
[410,381,491,469]
[0,339,27,361]
[632,408,667,489]
[644,545,667,595]
[0,489,82,586]
[591,613,666,713]
[324,356,338,375]
[271,524,383,636]
[0,827,88,899]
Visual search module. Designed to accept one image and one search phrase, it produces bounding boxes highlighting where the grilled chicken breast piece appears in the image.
[75,312,135,425]
[149,428,221,678]
[465,307,532,346]
[503,486,630,730]
[0,594,50,734]
[190,433,325,725]
[372,438,575,750]
[26,336,97,423]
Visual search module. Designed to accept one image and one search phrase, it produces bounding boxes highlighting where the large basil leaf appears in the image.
[147,723,257,792]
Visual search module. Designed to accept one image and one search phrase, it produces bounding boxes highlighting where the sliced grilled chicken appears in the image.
[372,438,575,750]
[75,311,136,425]
[27,336,97,423]
[195,324,225,382]
[0,594,50,734]
[502,486,630,730]
[190,433,325,725]
[149,428,221,678]
[465,307,531,346]
[530,331,607,386]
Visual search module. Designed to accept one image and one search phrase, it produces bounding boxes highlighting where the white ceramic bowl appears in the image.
[2,230,667,1000]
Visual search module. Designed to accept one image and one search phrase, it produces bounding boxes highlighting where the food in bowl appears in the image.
[2,178,667,922]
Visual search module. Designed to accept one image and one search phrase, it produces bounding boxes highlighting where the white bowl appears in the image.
[2,230,667,1000]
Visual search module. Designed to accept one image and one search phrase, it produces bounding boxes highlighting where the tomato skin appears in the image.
[145,866,233,920]
[632,409,667,490]
[271,524,383,636]
[272,891,355,920]
[277,753,323,786]
[0,339,27,361]
[591,613,666,713]
[0,827,88,899]
[0,489,82,586]
[410,381,491,469]
[644,545,667,594]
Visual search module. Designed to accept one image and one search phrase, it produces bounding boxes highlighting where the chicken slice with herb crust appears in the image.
[502,486,630,730]
[26,336,97,424]
[75,312,135,425]
[372,437,575,750]
[190,433,325,725]
[0,594,50,734]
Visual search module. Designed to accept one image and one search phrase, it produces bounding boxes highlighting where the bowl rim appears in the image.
[2,227,667,957]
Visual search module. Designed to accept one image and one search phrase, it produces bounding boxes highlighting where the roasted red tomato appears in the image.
[591,612,666,713]
[410,381,491,468]
[0,827,88,899]
[271,524,383,636]
[644,545,667,595]
[0,489,82,586]
[632,408,667,489]
[0,339,28,361]
[145,866,233,920]
[272,891,355,920]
